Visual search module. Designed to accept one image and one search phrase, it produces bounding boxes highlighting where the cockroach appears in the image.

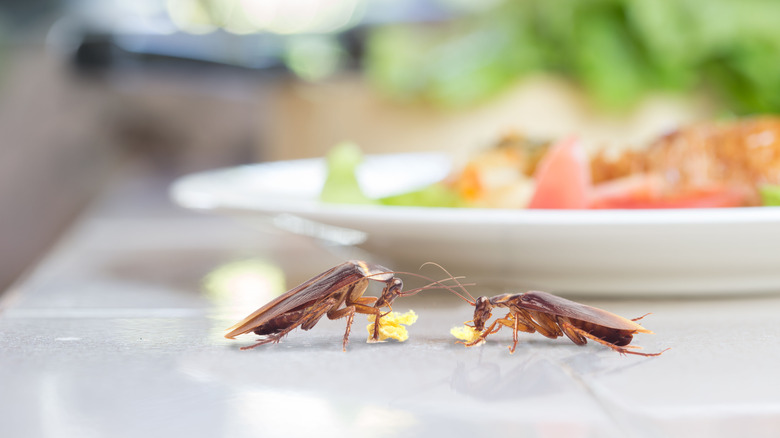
[456,290,668,356]
[225,260,467,351]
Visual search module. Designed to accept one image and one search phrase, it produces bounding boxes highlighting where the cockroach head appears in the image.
[375,277,404,308]
[472,296,492,331]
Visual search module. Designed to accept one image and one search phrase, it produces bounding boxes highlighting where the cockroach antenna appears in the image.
[419,261,476,305]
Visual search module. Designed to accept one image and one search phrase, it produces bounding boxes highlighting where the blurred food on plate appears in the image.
[592,116,780,207]
[323,117,780,209]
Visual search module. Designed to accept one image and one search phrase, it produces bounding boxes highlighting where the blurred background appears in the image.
[1,0,778,292]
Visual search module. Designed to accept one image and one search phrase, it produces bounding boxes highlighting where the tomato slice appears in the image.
[527,136,750,209]
[527,136,591,209]
[589,175,748,208]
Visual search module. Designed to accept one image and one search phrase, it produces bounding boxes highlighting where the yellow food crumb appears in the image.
[450,325,482,343]
[366,310,418,342]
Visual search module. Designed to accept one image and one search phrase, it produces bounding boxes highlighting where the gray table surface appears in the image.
[2,169,779,438]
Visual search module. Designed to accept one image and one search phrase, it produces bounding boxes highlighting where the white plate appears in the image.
[170,153,780,297]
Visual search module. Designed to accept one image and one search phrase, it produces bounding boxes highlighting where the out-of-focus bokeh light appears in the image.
[285,35,345,81]
[202,259,286,316]
[165,0,364,36]
[166,0,219,35]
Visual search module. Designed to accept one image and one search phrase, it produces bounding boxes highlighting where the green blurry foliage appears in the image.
[364,0,780,113]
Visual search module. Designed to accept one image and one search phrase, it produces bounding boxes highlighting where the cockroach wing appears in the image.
[224,262,367,339]
[517,291,651,333]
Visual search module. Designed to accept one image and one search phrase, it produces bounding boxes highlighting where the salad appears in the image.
[322,117,780,209]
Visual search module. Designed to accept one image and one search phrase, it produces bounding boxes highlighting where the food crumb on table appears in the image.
[366,310,418,342]
[450,325,482,343]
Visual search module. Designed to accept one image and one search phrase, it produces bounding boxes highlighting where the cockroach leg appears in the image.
[510,316,519,354]
[326,300,381,351]
[327,305,366,350]
[337,309,355,351]
[557,317,589,346]
[241,298,339,350]
[460,319,501,348]
[559,320,666,357]
[529,312,564,339]
[300,298,339,331]
[240,328,291,350]
[497,313,536,353]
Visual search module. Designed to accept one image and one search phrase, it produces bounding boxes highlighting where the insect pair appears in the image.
[225,260,667,356]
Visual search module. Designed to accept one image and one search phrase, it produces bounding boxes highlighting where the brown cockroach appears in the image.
[457,290,668,356]
[225,260,466,351]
